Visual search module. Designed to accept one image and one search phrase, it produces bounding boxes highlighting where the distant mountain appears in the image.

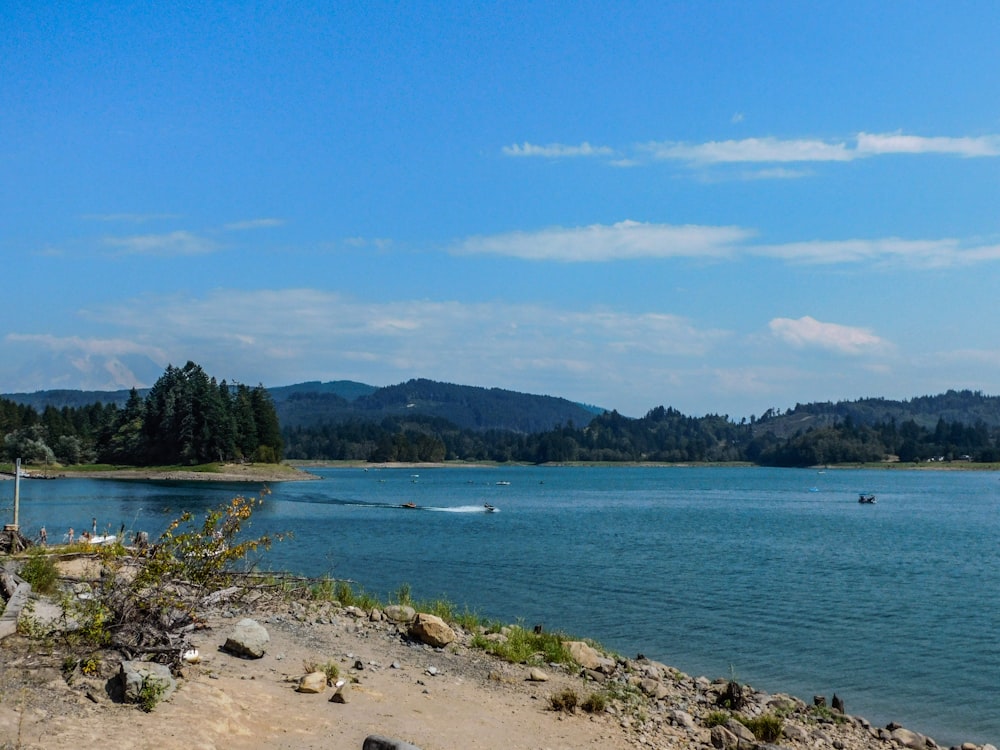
[271,378,602,433]
[3,378,602,434]
[753,390,1000,438]
[2,388,141,411]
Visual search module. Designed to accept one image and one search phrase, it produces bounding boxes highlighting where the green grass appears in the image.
[470,624,574,665]
[17,548,59,594]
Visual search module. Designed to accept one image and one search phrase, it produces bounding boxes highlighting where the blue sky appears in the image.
[2,2,999,418]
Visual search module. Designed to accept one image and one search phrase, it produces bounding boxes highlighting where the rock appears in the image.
[527,667,549,682]
[832,693,845,713]
[296,672,327,693]
[119,660,177,706]
[223,618,269,659]
[363,735,423,750]
[330,680,352,703]
[710,724,739,749]
[408,613,455,647]
[669,709,695,729]
[563,640,603,670]
[384,604,416,623]
[783,724,809,743]
[724,718,756,744]
[892,727,928,750]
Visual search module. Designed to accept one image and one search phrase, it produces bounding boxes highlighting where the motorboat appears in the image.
[401,502,418,509]
[858,493,877,504]
[484,503,497,513]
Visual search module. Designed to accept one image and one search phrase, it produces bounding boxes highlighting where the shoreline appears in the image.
[2,556,995,750]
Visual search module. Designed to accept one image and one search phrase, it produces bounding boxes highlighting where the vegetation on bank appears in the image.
[1,361,282,468]
[7,372,1000,469]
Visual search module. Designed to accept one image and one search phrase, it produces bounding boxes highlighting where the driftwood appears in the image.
[0,527,31,554]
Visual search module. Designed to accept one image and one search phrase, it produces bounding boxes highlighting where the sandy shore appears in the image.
[2,557,993,750]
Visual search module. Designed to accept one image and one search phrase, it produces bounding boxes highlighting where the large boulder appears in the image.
[564,640,607,671]
[296,672,327,693]
[408,613,456,647]
[384,604,416,623]
[891,727,927,750]
[223,618,269,658]
[119,660,177,706]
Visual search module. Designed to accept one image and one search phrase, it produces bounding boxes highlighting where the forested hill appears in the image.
[3,378,601,435]
[270,378,602,433]
[753,390,1000,438]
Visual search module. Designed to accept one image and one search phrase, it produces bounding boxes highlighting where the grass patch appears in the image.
[704,710,730,727]
[18,548,59,594]
[304,659,340,684]
[738,713,784,742]
[471,624,573,665]
[581,691,608,713]
[549,688,578,713]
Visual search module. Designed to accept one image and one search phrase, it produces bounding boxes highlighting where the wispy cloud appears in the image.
[646,137,854,164]
[103,230,219,256]
[501,132,1000,172]
[769,316,888,356]
[455,220,752,261]
[224,218,286,231]
[452,221,1000,268]
[856,132,1000,157]
[501,141,615,158]
[753,237,1000,268]
[5,333,168,360]
[76,289,731,409]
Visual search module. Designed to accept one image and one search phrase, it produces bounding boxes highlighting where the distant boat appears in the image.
[401,502,418,509]
[858,493,877,504]
[495,481,510,486]
[484,503,497,513]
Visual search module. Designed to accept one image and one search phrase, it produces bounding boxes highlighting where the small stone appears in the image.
[330,680,352,703]
[527,668,549,682]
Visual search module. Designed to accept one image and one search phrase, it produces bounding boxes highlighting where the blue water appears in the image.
[8,466,999,746]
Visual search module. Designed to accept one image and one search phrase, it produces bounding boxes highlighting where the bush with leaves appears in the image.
[68,492,285,661]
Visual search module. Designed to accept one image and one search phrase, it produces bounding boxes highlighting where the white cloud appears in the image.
[754,237,1000,268]
[455,220,752,261]
[646,137,853,164]
[5,333,167,361]
[74,289,730,410]
[769,316,888,356]
[501,141,614,158]
[856,132,1000,157]
[506,132,1000,170]
[103,230,219,256]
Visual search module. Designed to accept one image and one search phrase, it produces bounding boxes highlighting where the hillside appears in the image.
[271,378,601,433]
[3,378,601,435]
[753,390,1000,439]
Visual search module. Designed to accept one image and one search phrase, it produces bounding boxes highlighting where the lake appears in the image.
[8,465,999,746]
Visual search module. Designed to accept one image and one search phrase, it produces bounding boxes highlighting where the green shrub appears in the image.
[738,713,784,742]
[581,692,607,713]
[549,688,578,713]
[138,675,169,712]
[304,659,340,684]
[19,548,59,594]
[704,710,730,727]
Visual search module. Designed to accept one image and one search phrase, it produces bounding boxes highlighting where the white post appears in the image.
[12,457,21,529]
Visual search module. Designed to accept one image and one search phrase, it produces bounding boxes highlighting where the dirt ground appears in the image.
[0,557,642,750]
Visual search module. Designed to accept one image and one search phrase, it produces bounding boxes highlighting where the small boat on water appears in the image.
[484,503,497,513]
[495,481,510,486]
[401,502,418,509]
[858,493,877,504]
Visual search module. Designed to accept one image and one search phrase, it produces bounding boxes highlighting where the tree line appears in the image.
[281,405,1000,466]
[1,362,282,466]
[7,374,1000,467]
